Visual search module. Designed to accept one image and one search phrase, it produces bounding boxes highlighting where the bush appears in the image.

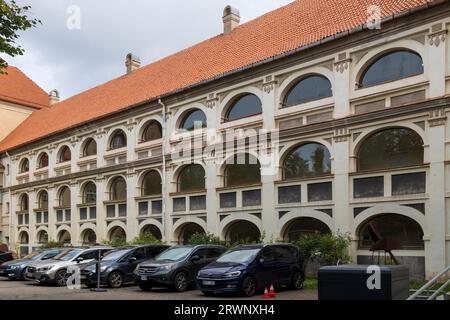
[101,237,128,248]
[131,233,164,245]
[293,232,352,271]
[40,241,66,249]
[187,233,226,246]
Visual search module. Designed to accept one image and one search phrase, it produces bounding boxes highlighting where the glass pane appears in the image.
[110,130,127,149]
[36,212,42,224]
[226,94,262,121]
[190,195,206,211]
[284,143,331,179]
[138,201,149,216]
[18,215,23,225]
[181,109,207,131]
[220,192,237,208]
[278,185,301,204]
[44,212,48,223]
[142,171,162,196]
[142,121,162,142]
[39,153,49,168]
[361,51,423,87]
[24,214,29,224]
[152,200,162,214]
[56,210,63,222]
[284,75,332,107]
[118,204,127,217]
[59,146,72,162]
[179,164,205,192]
[307,182,332,202]
[354,177,384,198]
[83,139,97,156]
[80,208,88,220]
[106,205,115,218]
[392,172,426,196]
[39,191,49,210]
[89,207,96,220]
[59,187,71,207]
[65,209,71,221]
[83,182,97,204]
[358,128,423,171]
[111,177,127,201]
[173,197,186,212]
[225,154,261,187]
[242,189,261,207]
[20,159,29,173]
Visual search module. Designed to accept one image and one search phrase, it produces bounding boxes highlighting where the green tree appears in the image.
[0,0,40,72]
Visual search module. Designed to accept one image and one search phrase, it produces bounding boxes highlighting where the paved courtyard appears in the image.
[0,278,317,300]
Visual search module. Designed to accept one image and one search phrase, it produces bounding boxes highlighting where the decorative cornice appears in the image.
[334,59,352,74]
[428,29,448,47]
[428,108,447,127]
[333,127,351,143]
[205,93,219,109]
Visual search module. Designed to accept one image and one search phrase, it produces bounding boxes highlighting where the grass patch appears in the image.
[410,280,450,294]
[304,278,318,290]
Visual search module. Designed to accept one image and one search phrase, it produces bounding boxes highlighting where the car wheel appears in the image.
[291,272,304,290]
[174,271,189,292]
[19,268,27,280]
[55,270,69,287]
[241,277,256,297]
[107,271,123,288]
[139,283,153,292]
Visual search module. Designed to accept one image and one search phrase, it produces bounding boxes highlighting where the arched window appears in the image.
[59,187,71,208]
[83,182,97,204]
[359,214,424,250]
[284,75,332,108]
[358,128,424,172]
[110,130,127,150]
[142,171,162,196]
[180,109,207,131]
[141,120,162,142]
[178,164,205,193]
[19,158,29,173]
[359,50,424,88]
[225,94,262,122]
[284,143,331,180]
[82,138,97,157]
[38,191,48,210]
[37,153,49,169]
[110,177,127,201]
[19,194,29,211]
[225,154,261,187]
[58,146,72,163]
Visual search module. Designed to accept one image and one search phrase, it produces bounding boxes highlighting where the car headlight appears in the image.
[224,271,242,278]
[100,265,109,272]
[158,265,171,272]
[37,265,54,272]
[10,265,22,270]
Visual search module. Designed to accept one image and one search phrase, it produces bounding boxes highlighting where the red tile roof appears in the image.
[0,66,48,110]
[0,0,437,152]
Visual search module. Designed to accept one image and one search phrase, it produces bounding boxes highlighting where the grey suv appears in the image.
[134,245,227,292]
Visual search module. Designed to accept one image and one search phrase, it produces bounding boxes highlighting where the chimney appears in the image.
[48,89,60,105]
[125,53,141,74]
[223,5,240,35]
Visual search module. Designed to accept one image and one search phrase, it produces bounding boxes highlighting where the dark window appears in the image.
[80,207,87,220]
[83,139,97,157]
[118,204,127,217]
[89,207,96,219]
[242,189,261,207]
[392,172,426,196]
[278,185,301,204]
[220,192,237,208]
[59,187,71,208]
[207,248,226,258]
[106,205,115,218]
[285,218,330,241]
[110,177,127,201]
[180,109,207,131]
[138,202,148,216]
[38,191,49,210]
[110,130,127,150]
[190,195,206,211]
[358,128,424,172]
[178,164,205,193]
[284,75,332,108]
[360,51,424,88]
[152,200,162,214]
[273,246,294,261]
[142,120,162,142]
[173,197,186,212]
[38,153,49,169]
[284,143,331,180]
[225,154,261,187]
[354,177,384,198]
[307,182,332,202]
[19,194,29,211]
[260,248,275,262]
[20,159,29,173]
[59,146,72,163]
[142,171,162,196]
[83,182,97,204]
[131,248,146,260]
[192,248,209,261]
[225,94,262,122]
[80,251,96,260]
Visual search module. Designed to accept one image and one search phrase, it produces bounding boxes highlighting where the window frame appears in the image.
[224,94,263,123]
[282,75,333,108]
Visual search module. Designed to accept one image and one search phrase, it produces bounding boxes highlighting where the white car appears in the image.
[25,247,112,286]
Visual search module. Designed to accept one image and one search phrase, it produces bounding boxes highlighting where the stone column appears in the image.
[28,190,37,249]
[333,55,351,118]
[205,161,219,236]
[126,170,138,242]
[427,27,447,98]
[70,181,80,246]
[262,76,277,130]
[164,165,175,244]
[95,176,107,243]
[47,186,57,242]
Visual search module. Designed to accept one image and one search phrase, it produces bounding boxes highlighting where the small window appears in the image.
[37,153,49,169]
[283,143,331,180]
[19,194,29,211]
[82,139,97,157]
[225,154,261,188]
[110,177,127,201]
[58,146,71,163]
[59,187,71,208]
[284,75,332,108]
[178,164,205,193]
[83,182,97,204]
[19,159,29,173]
[359,50,424,88]
[38,191,49,210]
[180,109,207,131]
[141,120,162,142]
[110,130,127,150]
[142,171,162,196]
[225,94,262,122]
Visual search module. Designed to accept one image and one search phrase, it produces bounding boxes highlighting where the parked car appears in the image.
[0,248,65,280]
[81,244,169,288]
[25,246,111,286]
[197,244,304,297]
[135,245,227,292]
[0,251,14,264]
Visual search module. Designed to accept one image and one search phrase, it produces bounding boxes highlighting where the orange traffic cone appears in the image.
[262,287,270,298]
[269,284,277,298]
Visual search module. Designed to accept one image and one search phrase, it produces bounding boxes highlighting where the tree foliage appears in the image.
[0,0,41,72]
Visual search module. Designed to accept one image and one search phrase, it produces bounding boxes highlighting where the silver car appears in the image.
[25,247,112,286]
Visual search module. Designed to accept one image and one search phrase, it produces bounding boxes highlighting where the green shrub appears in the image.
[101,237,128,248]
[40,241,66,249]
[131,233,164,245]
[187,233,226,246]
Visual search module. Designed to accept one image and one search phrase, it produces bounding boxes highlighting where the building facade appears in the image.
[1,0,450,280]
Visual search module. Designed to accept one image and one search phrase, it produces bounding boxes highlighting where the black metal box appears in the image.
[318,265,410,300]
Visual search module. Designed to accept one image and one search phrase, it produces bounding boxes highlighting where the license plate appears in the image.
[203,280,215,286]
[141,275,147,281]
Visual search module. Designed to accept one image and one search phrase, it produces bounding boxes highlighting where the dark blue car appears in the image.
[0,248,65,280]
[197,244,304,297]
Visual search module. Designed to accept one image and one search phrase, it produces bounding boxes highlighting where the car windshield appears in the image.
[217,249,261,264]
[155,247,192,262]
[102,249,130,261]
[54,249,82,261]
[23,250,43,260]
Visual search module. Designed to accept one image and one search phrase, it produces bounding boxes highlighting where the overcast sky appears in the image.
[8,0,292,99]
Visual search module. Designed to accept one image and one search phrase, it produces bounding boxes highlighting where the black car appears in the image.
[135,245,227,292]
[0,251,14,264]
[197,244,304,297]
[81,245,169,288]
[0,248,65,280]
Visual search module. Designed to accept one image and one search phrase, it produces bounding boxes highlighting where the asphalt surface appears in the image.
[0,278,317,300]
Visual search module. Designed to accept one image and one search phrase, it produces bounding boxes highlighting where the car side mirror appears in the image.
[190,255,200,262]
[76,257,84,263]
[129,257,137,263]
